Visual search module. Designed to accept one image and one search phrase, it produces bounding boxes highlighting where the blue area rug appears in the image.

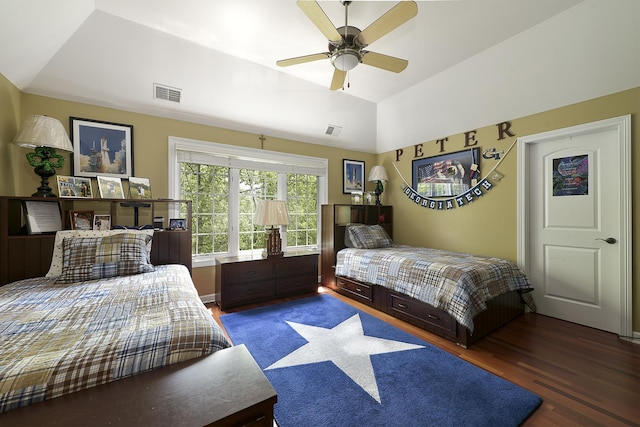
[220,294,541,427]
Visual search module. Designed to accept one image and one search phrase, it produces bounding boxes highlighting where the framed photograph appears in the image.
[364,191,376,205]
[412,148,480,197]
[128,177,152,199]
[93,214,111,231]
[343,159,365,194]
[23,200,63,235]
[350,192,363,205]
[97,175,125,199]
[56,175,93,198]
[169,218,187,230]
[70,210,94,230]
[70,117,133,178]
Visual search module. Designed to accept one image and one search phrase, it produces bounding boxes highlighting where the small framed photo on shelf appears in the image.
[23,200,63,235]
[128,177,152,199]
[343,159,365,194]
[56,175,93,198]
[350,191,364,205]
[93,214,111,231]
[169,218,187,230]
[364,191,375,205]
[97,175,125,199]
[70,117,133,179]
[70,211,94,230]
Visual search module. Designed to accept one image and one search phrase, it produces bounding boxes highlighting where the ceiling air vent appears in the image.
[325,124,342,137]
[154,83,182,103]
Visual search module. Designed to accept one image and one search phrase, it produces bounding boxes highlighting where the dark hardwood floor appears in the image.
[207,288,640,427]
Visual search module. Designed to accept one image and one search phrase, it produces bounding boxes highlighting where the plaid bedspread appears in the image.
[0,265,231,413]
[336,246,535,332]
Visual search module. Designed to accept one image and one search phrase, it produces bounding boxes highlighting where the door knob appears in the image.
[595,237,617,244]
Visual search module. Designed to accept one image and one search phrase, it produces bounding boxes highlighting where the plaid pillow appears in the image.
[347,224,393,249]
[46,229,154,277]
[57,233,154,284]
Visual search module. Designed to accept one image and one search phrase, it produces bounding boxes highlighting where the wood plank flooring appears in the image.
[207,288,640,427]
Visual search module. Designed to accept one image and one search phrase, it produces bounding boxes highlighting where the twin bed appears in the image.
[0,230,232,419]
[325,219,535,347]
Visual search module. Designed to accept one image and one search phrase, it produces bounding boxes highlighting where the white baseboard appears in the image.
[200,293,218,304]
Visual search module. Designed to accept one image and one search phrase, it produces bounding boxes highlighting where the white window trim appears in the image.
[168,136,328,267]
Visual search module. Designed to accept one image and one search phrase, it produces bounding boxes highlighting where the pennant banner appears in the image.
[401,178,494,210]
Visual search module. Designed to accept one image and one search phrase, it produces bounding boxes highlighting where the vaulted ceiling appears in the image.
[1,0,638,153]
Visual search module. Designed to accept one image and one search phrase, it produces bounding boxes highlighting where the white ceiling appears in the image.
[1,0,638,153]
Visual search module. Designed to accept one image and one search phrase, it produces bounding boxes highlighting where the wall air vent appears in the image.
[325,124,342,137]
[154,83,182,103]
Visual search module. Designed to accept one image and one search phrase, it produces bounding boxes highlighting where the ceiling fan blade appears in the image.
[330,69,347,91]
[277,53,329,67]
[361,51,408,73]
[297,0,342,44]
[357,1,418,47]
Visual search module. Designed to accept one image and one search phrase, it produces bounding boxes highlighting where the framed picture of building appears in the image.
[412,148,480,197]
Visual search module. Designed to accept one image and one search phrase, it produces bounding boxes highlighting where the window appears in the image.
[169,137,327,266]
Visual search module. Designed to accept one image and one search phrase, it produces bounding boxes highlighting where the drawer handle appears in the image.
[355,287,362,292]
[246,289,256,295]
[397,303,409,310]
[428,314,440,320]
[247,271,257,275]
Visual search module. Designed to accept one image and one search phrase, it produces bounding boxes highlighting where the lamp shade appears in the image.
[254,200,290,227]
[13,115,73,151]
[368,165,389,182]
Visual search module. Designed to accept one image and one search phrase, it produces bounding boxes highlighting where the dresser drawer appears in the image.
[223,280,276,308]
[388,292,456,334]
[336,276,372,302]
[223,262,274,285]
[277,274,318,295]
[276,255,317,278]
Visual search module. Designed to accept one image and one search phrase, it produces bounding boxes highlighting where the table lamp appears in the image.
[13,115,74,197]
[368,165,389,205]
[254,199,290,257]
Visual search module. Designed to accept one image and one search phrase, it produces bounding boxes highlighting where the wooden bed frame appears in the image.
[0,215,277,425]
[321,204,525,348]
[334,275,524,348]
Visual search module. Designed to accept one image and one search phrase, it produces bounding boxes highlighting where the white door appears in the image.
[517,115,631,336]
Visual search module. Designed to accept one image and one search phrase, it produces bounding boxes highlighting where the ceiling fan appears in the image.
[277,0,418,90]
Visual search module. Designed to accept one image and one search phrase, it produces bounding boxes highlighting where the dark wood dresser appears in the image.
[216,250,319,310]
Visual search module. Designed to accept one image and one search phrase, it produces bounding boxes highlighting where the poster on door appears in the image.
[552,155,588,196]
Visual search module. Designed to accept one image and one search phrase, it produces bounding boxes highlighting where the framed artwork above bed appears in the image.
[412,148,480,198]
[343,159,365,194]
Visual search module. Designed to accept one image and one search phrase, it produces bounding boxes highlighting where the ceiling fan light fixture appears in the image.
[331,49,360,71]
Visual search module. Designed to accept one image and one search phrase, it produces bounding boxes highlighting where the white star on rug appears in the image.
[265,314,424,403]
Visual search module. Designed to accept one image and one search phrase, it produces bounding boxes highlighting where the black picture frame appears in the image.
[169,218,187,230]
[412,148,480,197]
[70,117,133,179]
[343,159,365,194]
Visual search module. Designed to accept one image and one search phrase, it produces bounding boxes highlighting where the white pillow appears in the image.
[46,229,154,277]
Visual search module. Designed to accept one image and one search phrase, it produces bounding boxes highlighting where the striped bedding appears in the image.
[0,264,231,413]
[336,246,535,332]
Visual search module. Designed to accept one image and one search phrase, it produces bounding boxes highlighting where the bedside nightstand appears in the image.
[216,251,319,310]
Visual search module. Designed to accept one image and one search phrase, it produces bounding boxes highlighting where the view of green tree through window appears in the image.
[287,173,318,247]
[238,169,277,251]
[171,137,327,262]
[179,163,319,257]
[180,163,229,255]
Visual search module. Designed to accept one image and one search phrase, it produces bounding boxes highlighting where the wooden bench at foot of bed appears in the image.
[335,275,524,348]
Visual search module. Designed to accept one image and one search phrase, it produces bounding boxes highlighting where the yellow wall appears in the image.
[381,86,640,331]
[1,77,376,296]
[0,73,22,196]
[2,73,638,331]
